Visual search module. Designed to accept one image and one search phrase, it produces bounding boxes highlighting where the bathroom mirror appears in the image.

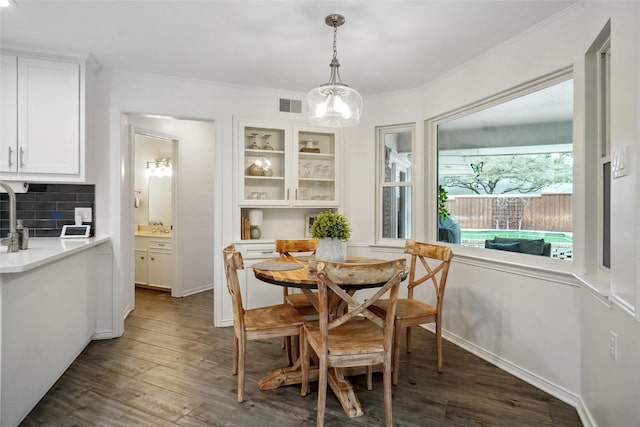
[148,175,172,225]
[134,133,173,227]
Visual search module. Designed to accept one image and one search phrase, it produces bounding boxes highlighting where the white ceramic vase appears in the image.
[316,237,347,262]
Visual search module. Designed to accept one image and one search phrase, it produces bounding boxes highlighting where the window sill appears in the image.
[450,245,578,287]
[573,273,612,308]
[369,242,406,253]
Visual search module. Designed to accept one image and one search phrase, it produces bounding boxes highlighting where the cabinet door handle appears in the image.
[158,243,165,247]
[19,147,25,169]
[150,257,155,261]
[295,188,298,200]
[141,256,145,260]
[8,147,13,168]
[286,188,290,200]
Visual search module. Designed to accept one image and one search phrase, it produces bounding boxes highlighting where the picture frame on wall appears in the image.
[305,214,318,237]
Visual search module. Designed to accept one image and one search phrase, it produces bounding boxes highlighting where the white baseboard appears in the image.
[575,396,597,427]
[92,330,115,340]
[422,325,584,414]
[182,283,213,297]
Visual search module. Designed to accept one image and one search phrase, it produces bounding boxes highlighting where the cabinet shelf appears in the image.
[244,175,284,180]
[298,152,335,160]
[245,149,285,156]
[299,178,335,182]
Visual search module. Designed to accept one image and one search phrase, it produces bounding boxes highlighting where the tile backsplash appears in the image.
[0,183,95,238]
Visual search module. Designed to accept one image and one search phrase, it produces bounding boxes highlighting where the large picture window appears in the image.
[437,71,574,260]
[376,124,414,243]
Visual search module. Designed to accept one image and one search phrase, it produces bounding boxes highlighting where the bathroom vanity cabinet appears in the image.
[134,236,173,290]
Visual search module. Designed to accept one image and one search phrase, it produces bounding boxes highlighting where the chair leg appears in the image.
[232,335,238,375]
[406,325,413,353]
[366,365,373,390]
[436,319,443,373]
[383,357,393,427]
[285,336,293,366]
[301,328,309,396]
[392,324,402,385]
[316,355,328,427]
[237,336,246,403]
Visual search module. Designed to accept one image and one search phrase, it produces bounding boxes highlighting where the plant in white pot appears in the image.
[311,210,352,262]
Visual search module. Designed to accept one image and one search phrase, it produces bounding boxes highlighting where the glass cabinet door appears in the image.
[239,121,289,205]
[294,127,339,206]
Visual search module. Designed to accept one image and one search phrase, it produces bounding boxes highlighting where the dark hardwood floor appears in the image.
[21,288,582,426]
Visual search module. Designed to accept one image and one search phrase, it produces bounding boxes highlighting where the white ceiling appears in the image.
[0,1,578,96]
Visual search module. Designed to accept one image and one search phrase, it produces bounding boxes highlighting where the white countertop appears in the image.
[0,236,110,274]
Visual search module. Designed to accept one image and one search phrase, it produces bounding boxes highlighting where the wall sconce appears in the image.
[146,158,172,177]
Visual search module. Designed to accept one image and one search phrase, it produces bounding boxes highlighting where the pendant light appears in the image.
[306,14,363,127]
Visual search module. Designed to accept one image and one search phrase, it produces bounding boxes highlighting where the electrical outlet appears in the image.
[75,207,92,222]
[609,330,618,361]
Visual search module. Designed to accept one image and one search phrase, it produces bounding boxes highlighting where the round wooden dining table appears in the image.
[252,256,403,419]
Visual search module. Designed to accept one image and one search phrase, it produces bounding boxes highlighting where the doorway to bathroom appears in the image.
[125,114,216,311]
[133,131,176,294]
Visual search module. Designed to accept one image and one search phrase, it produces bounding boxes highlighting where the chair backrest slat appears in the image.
[275,239,317,260]
[223,244,246,332]
[403,240,452,305]
[316,259,406,337]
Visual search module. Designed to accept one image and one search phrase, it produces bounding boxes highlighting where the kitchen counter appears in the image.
[0,236,110,273]
[1,236,113,426]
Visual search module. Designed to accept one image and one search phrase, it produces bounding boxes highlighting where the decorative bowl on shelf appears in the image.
[300,139,320,153]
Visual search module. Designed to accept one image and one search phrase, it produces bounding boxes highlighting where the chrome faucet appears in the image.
[0,181,19,253]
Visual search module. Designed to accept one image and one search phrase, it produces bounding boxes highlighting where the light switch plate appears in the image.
[612,146,629,178]
[75,207,92,222]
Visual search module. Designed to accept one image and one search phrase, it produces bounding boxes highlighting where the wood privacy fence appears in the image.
[446,193,572,232]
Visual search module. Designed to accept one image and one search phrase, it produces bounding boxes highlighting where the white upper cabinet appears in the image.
[236,118,341,207]
[0,54,84,182]
[293,125,340,206]
[0,55,18,174]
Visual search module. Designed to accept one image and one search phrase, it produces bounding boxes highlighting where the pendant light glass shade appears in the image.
[306,14,362,127]
[307,83,362,127]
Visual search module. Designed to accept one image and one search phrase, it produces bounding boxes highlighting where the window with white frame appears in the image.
[597,39,611,270]
[436,70,574,259]
[376,124,414,243]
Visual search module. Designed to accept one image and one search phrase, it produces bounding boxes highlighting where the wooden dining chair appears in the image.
[275,239,318,362]
[275,238,318,314]
[300,259,406,427]
[222,244,305,403]
[371,240,452,384]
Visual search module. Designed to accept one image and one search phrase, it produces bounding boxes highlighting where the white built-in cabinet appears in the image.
[231,118,342,310]
[135,236,173,290]
[232,242,284,309]
[237,118,341,207]
[0,53,85,182]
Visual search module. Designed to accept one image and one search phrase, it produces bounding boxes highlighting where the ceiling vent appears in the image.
[279,98,302,114]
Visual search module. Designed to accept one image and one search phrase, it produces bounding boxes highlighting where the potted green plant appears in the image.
[437,185,461,244]
[311,210,352,262]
